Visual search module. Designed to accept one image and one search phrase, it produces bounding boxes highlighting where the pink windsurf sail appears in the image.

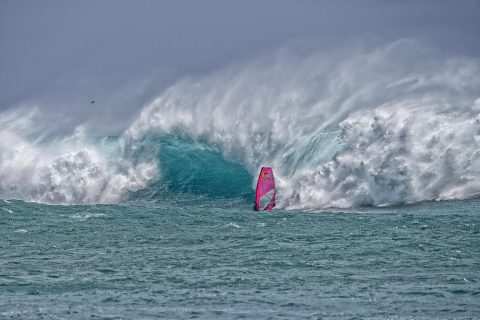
[254,167,276,211]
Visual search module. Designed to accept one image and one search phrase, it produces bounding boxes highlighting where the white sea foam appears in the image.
[283,101,480,209]
[71,212,106,221]
[226,222,241,228]
[2,208,14,213]
[0,110,157,204]
[127,40,480,209]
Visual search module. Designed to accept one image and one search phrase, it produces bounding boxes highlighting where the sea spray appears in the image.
[1,40,479,208]
[0,110,157,204]
[283,100,480,209]
[127,40,480,208]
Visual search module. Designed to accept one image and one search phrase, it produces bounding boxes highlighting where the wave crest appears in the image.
[127,40,480,208]
[1,40,479,208]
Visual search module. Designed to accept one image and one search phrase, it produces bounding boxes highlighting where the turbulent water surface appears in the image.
[1,198,479,319]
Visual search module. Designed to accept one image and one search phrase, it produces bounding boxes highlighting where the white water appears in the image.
[128,40,480,208]
[1,40,480,208]
[0,109,156,204]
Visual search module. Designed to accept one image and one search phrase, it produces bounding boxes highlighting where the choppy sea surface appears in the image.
[1,198,479,319]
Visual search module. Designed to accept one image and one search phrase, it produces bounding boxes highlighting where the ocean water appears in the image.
[1,198,479,319]
[1,40,480,318]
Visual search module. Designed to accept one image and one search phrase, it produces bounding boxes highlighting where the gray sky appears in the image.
[1,0,479,133]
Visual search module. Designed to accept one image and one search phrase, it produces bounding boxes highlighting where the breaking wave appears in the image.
[0,112,157,204]
[1,40,479,208]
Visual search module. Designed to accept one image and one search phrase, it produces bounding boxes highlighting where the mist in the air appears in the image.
[1,1,479,207]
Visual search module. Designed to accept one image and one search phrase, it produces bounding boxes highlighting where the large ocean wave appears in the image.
[1,40,479,208]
